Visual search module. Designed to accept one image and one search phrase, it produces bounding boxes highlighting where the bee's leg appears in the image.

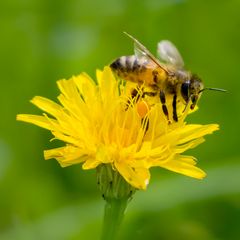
[125,87,141,110]
[160,90,170,122]
[131,88,140,101]
[172,93,178,122]
[142,91,157,98]
[141,117,149,132]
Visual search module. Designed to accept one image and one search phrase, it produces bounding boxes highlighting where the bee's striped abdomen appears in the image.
[110,55,147,74]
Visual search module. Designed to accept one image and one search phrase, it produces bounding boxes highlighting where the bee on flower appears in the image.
[110,32,225,123]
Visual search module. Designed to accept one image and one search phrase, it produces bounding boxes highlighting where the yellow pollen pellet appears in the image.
[136,100,150,118]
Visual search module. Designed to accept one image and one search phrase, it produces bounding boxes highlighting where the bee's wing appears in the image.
[157,40,184,69]
[124,32,169,73]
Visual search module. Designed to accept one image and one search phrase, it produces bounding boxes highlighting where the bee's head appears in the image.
[181,74,226,111]
[181,74,203,110]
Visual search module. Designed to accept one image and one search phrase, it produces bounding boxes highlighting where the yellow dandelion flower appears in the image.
[17,66,218,190]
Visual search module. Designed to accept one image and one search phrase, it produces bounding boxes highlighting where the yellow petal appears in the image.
[44,146,66,160]
[17,114,55,131]
[177,124,219,145]
[73,73,97,105]
[160,155,206,179]
[174,137,205,154]
[44,146,89,167]
[82,158,101,170]
[30,96,63,117]
[115,161,150,190]
[134,141,167,159]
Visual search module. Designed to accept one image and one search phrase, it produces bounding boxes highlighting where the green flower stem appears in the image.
[97,164,135,240]
[101,198,128,240]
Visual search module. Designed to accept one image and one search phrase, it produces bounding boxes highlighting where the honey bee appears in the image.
[110,32,225,122]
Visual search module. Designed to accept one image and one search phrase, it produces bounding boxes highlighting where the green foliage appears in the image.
[0,0,239,239]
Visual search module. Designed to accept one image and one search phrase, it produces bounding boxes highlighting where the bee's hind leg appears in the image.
[172,93,178,122]
[141,117,149,132]
[160,90,170,123]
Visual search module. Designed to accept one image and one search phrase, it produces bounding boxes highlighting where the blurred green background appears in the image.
[0,0,240,239]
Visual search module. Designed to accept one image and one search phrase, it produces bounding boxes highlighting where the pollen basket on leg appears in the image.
[136,100,150,118]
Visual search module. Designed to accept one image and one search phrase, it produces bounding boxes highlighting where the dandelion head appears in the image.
[17,67,219,190]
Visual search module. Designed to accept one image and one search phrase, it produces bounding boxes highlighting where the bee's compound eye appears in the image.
[181,81,190,102]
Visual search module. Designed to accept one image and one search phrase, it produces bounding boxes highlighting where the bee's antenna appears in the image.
[123,31,134,40]
[199,88,227,93]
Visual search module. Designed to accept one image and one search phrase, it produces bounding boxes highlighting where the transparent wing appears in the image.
[157,40,184,69]
[124,32,169,73]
